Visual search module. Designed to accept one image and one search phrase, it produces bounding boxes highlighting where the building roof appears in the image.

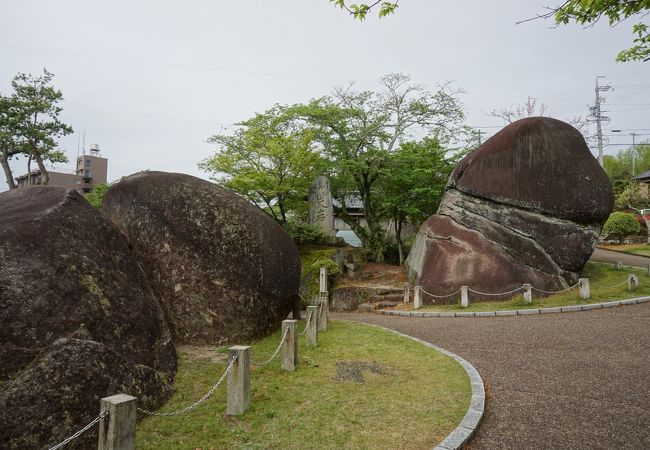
[635,169,650,181]
[332,195,363,209]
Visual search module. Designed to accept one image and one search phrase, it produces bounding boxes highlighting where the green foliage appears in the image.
[330,0,399,20]
[84,183,110,209]
[283,221,329,245]
[553,0,650,62]
[310,257,341,276]
[602,212,641,240]
[200,104,325,224]
[615,183,649,211]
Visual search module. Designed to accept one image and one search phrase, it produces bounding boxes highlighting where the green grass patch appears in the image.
[137,321,470,450]
[418,262,650,312]
[602,243,650,257]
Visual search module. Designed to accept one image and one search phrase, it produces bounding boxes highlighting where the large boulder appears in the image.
[102,171,301,344]
[406,118,614,302]
[0,186,176,449]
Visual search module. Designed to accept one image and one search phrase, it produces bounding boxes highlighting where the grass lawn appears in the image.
[417,262,650,313]
[136,320,470,450]
[599,243,650,257]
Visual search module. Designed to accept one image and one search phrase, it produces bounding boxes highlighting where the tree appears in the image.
[520,1,650,62]
[330,0,398,20]
[381,137,454,264]
[0,94,23,189]
[200,104,326,224]
[290,73,465,261]
[11,68,72,185]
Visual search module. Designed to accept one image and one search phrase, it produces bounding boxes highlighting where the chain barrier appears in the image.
[420,287,462,298]
[467,286,523,296]
[137,356,237,417]
[298,311,313,336]
[251,328,290,367]
[593,279,630,289]
[531,282,580,295]
[48,410,108,450]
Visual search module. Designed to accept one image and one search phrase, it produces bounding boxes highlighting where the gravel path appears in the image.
[591,247,650,269]
[336,303,650,449]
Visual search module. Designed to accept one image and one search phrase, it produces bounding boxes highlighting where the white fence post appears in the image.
[414,286,422,309]
[319,266,327,293]
[523,284,532,304]
[460,286,469,308]
[403,284,410,303]
[628,273,639,290]
[318,291,328,332]
[98,394,137,450]
[227,346,250,416]
[306,305,318,348]
[616,261,623,269]
[579,278,590,299]
[281,320,297,372]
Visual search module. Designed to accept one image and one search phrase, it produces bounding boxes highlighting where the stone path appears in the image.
[336,303,650,449]
[591,247,650,268]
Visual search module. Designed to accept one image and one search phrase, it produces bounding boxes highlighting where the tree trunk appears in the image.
[27,153,33,185]
[394,215,404,265]
[0,151,16,189]
[34,152,49,185]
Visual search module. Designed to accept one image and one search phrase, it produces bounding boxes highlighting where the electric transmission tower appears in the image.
[587,76,612,167]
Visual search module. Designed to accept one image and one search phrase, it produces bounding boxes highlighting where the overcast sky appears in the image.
[1,0,648,191]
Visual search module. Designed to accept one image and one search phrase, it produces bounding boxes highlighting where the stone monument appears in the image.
[308,175,335,237]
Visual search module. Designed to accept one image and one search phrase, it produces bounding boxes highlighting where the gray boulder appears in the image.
[406,118,614,302]
[102,171,301,344]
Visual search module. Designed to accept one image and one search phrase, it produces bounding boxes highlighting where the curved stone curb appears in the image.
[376,296,650,318]
[339,320,485,450]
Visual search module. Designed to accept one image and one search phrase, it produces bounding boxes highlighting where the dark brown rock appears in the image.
[0,186,176,449]
[102,171,300,344]
[406,118,614,303]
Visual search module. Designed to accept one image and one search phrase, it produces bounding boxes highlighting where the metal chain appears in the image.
[251,328,290,367]
[48,410,108,450]
[593,279,630,289]
[467,286,523,296]
[531,282,580,294]
[137,356,237,417]
[420,287,462,298]
[298,312,313,336]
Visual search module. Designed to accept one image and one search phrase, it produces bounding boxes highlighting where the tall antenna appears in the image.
[82,130,86,156]
[588,76,612,166]
[76,133,81,159]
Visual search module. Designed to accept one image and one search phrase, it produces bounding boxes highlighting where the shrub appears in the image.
[602,212,641,241]
[310,258,341,276]
[283,222,329,245]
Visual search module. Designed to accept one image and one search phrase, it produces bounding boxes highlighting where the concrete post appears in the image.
[616,261,623,269]
[403,284,410,303]
[318,292,328,332]
[647,263,650,277]
[227,346,250,416]
[579,278,590,300]
[414,286,422,309]
[523,284,532,304]
[628,273,639,290]
[281,320,297,372]
[460,286,469,308]
[319,266,327,293]
[306,305,318,348]
[98,394,137,450]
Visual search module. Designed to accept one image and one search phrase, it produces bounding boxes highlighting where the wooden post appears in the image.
[579,278,590,299]
[306,305,318,348]
[281,320,297,372]
[318,291,328,332]
[523,284,532,304]
[98,394,137,450]
[413,286,422,309]
[628,273,639,290]
[403,284,410,303]
[319,266,327,293]
[647,264,650,277]
[616,261,623,269]
[227,346,250,416]
[460,286,469,308]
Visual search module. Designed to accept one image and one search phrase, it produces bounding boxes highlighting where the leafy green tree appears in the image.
[602,212,641,241]
[84,183,110,209]
[330,0,398,20]
[200,105,326,224]
[11,68,72,185]
[0,94,24,189]
[381,138,454,264]
[290,73,465,261]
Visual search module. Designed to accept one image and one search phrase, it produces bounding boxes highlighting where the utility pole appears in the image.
[478,129,482,146]
[632,132,637,177]
[588,76,612,167]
